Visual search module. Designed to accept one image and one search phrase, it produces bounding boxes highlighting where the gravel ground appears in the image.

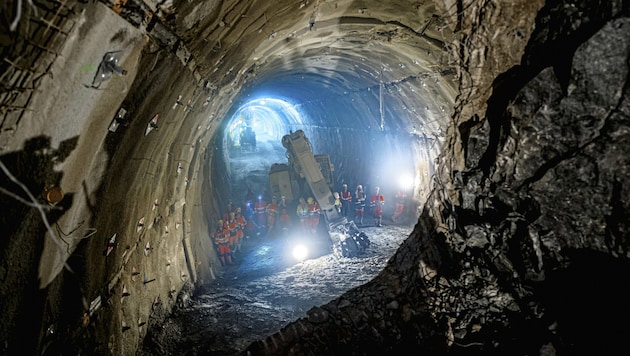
[138,223,414,355]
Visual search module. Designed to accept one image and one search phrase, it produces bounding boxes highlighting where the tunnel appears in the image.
[1,0,629,355]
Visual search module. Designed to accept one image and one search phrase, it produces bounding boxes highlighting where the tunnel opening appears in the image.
[217,96,308,206]
[223,97,304,157]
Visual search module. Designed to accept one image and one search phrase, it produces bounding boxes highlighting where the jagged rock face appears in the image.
[243,2,630,355]
[430,15,630,353]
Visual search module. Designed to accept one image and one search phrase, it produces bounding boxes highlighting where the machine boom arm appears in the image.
[281,130,341,222]
[274,130,370,258]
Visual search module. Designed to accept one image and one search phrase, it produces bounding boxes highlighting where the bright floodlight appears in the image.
[292,244,308,261]
[399,174,413,190]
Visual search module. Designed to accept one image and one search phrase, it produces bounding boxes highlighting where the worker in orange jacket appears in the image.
[227,213,239,260]
[278,195,291,233]
[369,186,385,227]
[253,196,267,234]
[235,207,247,246]
[212,220,232,266]
[266,196,278,235]
[391,190,406,223]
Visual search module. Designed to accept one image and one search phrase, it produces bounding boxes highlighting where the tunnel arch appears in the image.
[197,10,457,345]
[201,3,458,228]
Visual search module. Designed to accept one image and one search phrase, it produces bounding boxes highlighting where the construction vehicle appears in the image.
[269,130,370,258]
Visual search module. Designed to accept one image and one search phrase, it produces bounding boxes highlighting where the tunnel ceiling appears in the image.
[169,0,457,138]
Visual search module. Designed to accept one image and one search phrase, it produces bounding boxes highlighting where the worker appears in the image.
[369,186,385,227]
[340,183,352,218]
[296,197,309,232]
[278,195,291,233]
[354,185,366,225]
[235,207,247,245]
[391,190,406,223]
[307,197,320,236]
[222,200,235,222]
[227,213,239,260]
[266,196,278,234]
[243,187,256,206]
[333,192,342,214]
[212,220,232,266]
[254,195,267,235]
[242,200,256,237]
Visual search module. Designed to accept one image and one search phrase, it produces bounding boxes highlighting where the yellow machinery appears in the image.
[268,130,369,257]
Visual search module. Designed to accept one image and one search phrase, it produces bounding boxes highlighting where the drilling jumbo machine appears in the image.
[269,130,370,258]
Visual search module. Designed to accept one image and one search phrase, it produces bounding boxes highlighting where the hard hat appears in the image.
[357,185,363,190]
[281,195,286,200]
[218,219,223,224]
[236,207,241,212]
[230,212,235,216]
[307,197,314,204]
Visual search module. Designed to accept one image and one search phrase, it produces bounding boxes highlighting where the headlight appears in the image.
[292,244,309,261]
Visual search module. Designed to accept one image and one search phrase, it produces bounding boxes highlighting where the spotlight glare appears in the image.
[399,174,413,190]
[292,244,308,261]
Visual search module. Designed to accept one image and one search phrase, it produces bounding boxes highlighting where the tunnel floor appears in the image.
[138,222,413,355]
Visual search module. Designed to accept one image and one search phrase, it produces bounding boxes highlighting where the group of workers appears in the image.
[210,193,293,266]
[210,203,249,266]
[336,183,406,227]
[211,185,407,267]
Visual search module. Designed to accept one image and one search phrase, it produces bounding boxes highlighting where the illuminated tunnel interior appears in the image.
[214,68,448,217]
